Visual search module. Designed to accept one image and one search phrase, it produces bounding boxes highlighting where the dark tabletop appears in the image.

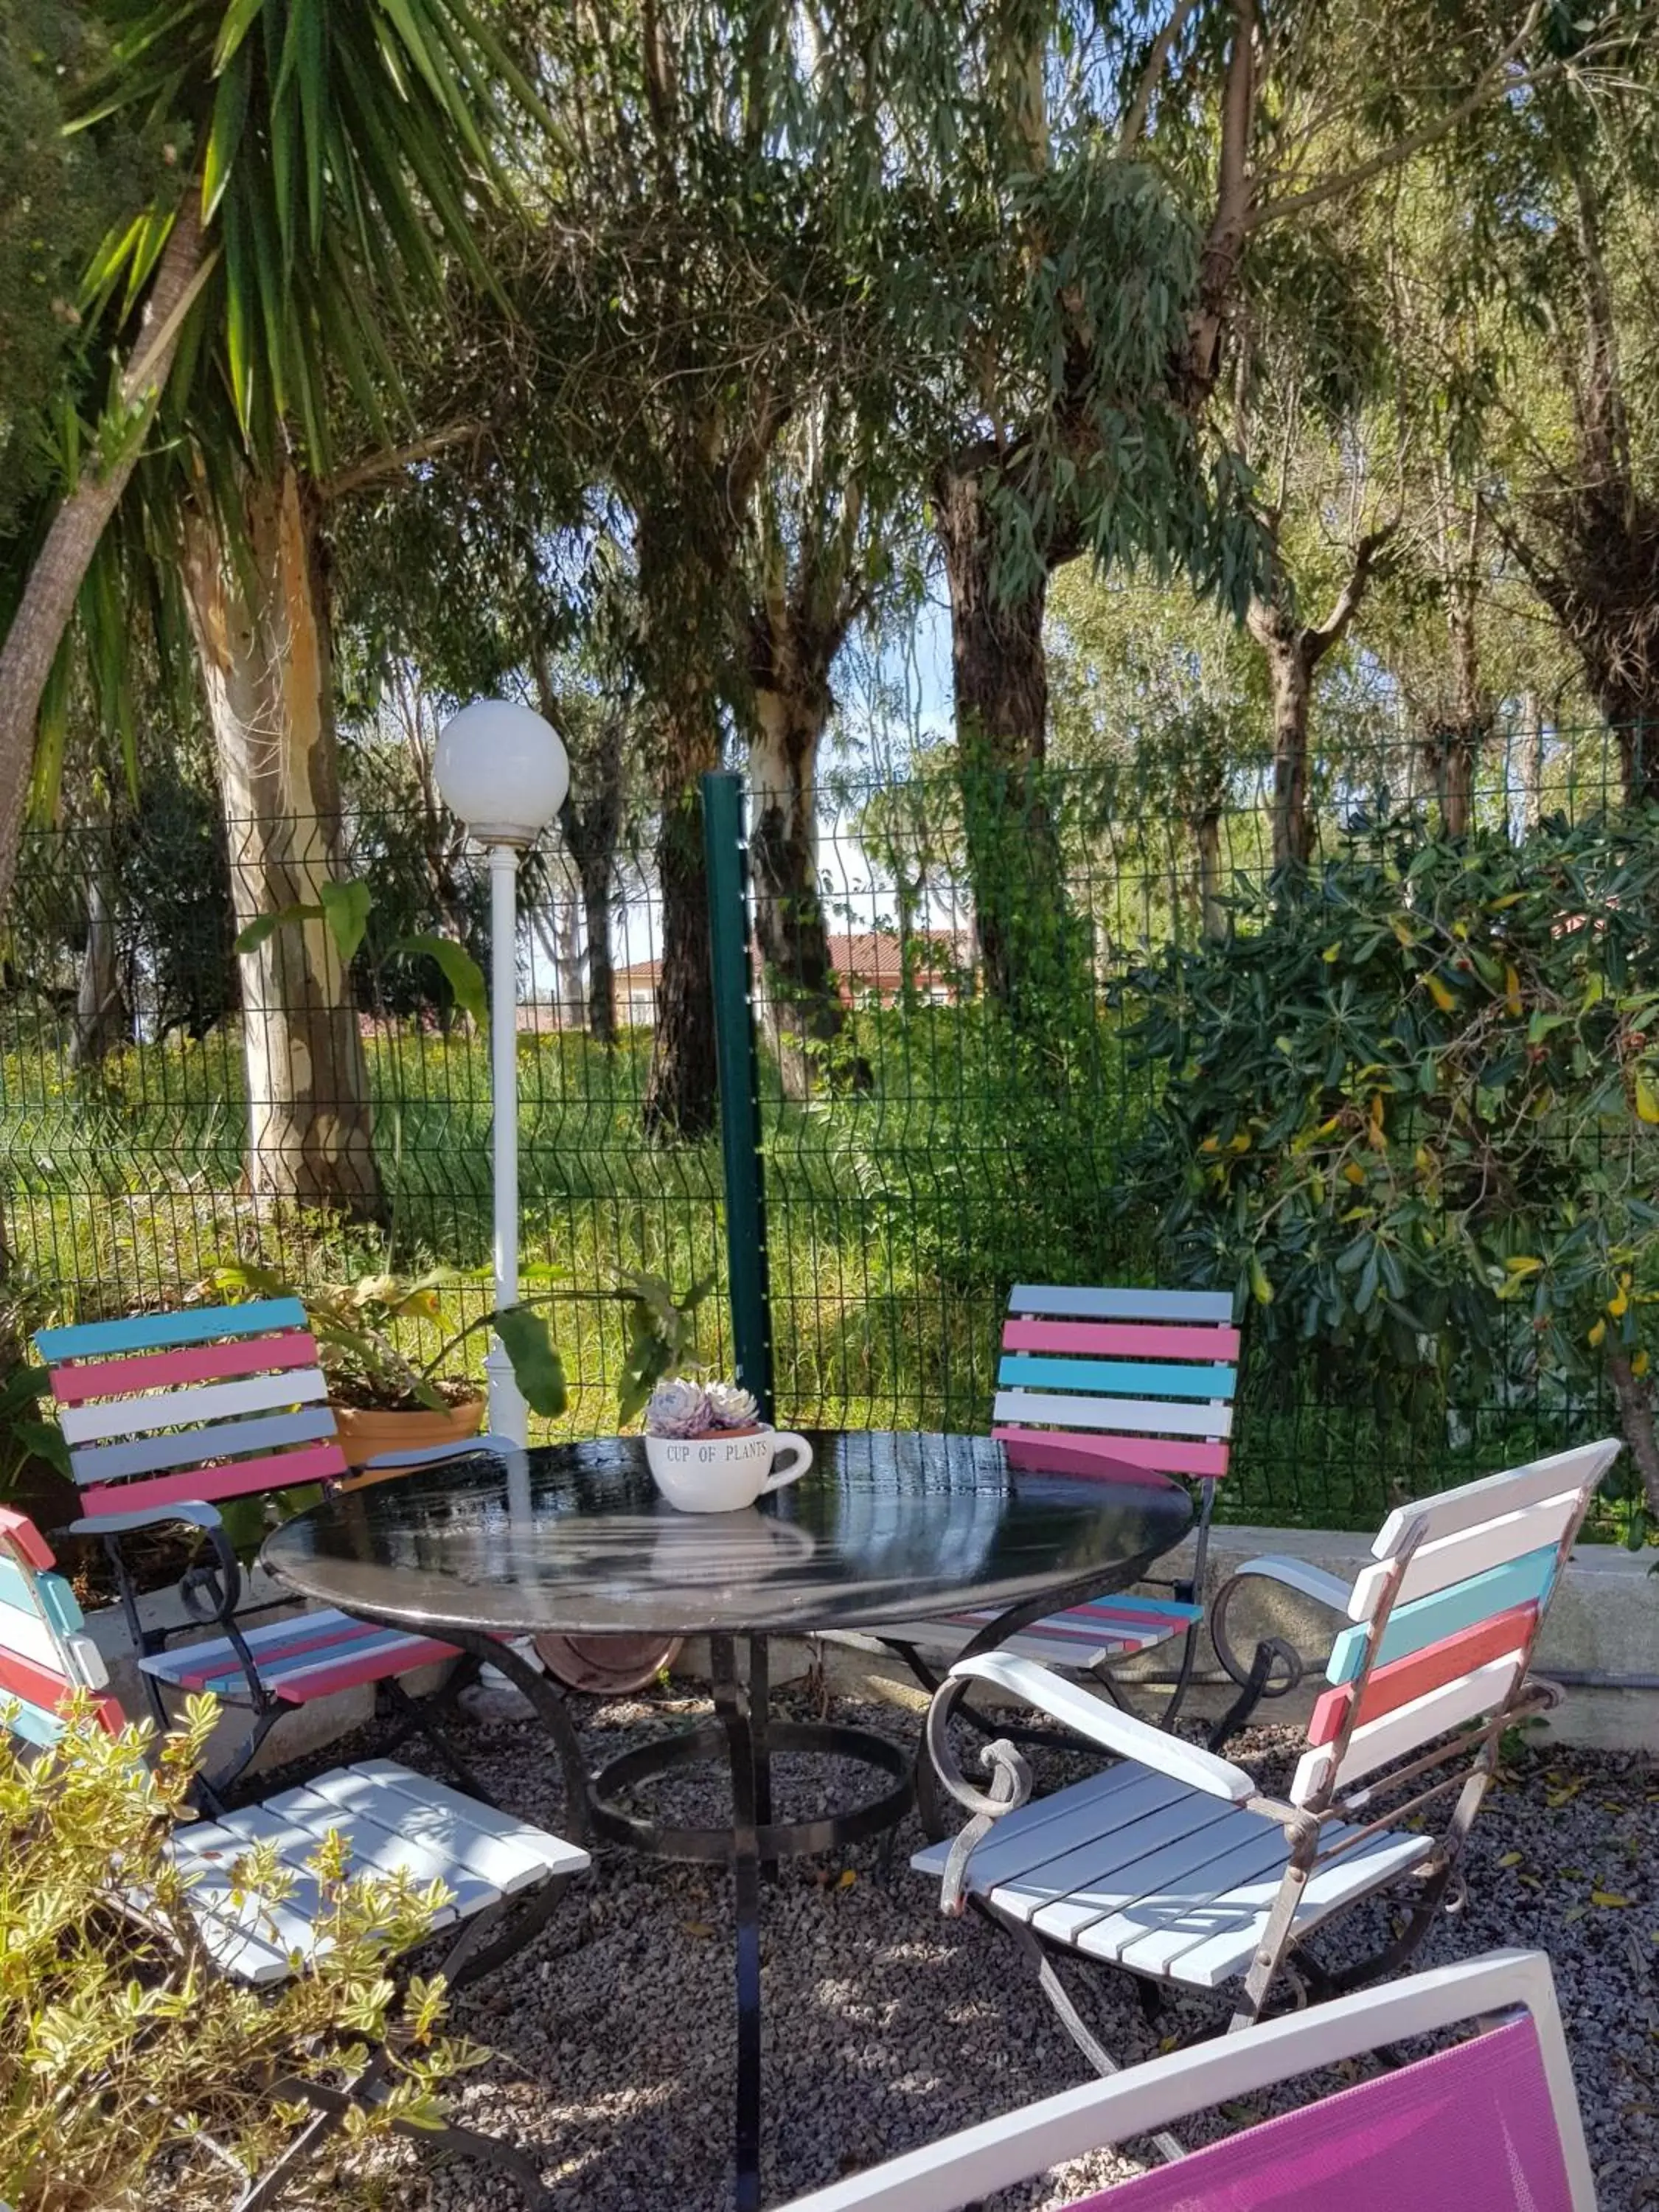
[262,1432,1192,1640]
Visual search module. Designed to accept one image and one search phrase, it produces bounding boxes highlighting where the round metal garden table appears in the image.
[262,1430,1192,2211]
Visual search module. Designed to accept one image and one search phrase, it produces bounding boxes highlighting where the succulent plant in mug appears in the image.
[644,1377,761,1440]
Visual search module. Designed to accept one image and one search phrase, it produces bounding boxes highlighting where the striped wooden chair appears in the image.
[0,1503,586,2211]
[915,1439,1618,2061]
[867,1284,1238,1724]
[35,1298,495,1804]
[771,1950,1593,2212]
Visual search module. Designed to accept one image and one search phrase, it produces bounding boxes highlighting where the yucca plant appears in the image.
[0,0,544,1218]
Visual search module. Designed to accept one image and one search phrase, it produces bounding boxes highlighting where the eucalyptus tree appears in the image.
[1,0,543,1220]
[742,394,917,1093]
[507,0,967,1137]
[923,0,1647,974]
[1481,49,1659,804]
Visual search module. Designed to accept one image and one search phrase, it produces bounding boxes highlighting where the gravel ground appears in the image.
[272,1681,1658,2212]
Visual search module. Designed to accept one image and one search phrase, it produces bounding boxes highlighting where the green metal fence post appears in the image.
[702,770,775,1420]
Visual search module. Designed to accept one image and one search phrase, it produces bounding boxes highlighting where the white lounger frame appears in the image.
[768,1950,1594,2212]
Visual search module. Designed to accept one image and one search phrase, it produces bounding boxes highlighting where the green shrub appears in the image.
[1130,815,1659,1535]
[0,1697,470,2211]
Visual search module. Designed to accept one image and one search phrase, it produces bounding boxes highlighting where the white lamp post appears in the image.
[434,699,569,1444]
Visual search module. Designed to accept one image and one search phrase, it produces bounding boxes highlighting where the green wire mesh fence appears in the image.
[1,715,1644,1528]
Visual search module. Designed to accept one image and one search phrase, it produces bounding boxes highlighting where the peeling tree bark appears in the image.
[746,543,866,1097]
[1608,1352,1659,1523]
[72,872,128,1065]
[936,466,1070,1006]
[179,461,382,1219]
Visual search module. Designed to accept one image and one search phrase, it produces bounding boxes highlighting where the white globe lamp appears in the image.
[434,699,570,1442]
[433,698,569,848]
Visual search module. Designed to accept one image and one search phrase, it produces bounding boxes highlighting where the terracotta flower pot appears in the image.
[334,1396,485,1484]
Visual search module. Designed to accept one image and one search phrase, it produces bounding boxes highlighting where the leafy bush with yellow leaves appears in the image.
[1131,815,1659,1536]
[0,1695,472,2211]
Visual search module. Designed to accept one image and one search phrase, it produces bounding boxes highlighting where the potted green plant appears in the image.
[201,1261,709,1468]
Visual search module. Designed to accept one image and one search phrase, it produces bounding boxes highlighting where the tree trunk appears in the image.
[748,669,863,1100]
[557,718,625,1048]
[72,872,128,1065]
[0,201,206,922]
[936,467,1069,1009]
[1422,723,1479,838]
[645,712,720,1139]
[1608,1352,1659,1523]
[578,849,617,1043]
[1194,810,1226,942]
[1254,622,1315,871]
[179,462,382,1219]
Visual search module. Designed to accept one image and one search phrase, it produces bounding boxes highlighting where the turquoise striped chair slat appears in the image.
[0,1553,84,1635]
[1326,1546,1559,1686]
[1009,1285,1235,1324]
[998,1354,1238,1401]
[35,1298,307,1363]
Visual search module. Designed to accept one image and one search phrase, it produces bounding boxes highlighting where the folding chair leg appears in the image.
[412,2115,557,2211]
[995,1913,1186,2165]
[378,1660,493,1804]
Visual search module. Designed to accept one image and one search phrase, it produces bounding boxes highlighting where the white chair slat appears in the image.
[1012,1798,1251,1943]
[1057,1811,1289,1955]
[1349,1489,1582,1620]
[911,1766,1184,1892]
[1141,1829,1435,1991]
[298,1767,577,1895]
[1372,1439,1619,1559]
[989,1390,1234,1439]
[1293,1649,1527,1806]
[58,1367,330,1447]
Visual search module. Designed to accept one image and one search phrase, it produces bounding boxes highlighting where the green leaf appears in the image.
[234,902,321,955]
[12,1420,72,1482]
[494,1306,567,1418]
[319,879,372,966]
[400,933,488,1030]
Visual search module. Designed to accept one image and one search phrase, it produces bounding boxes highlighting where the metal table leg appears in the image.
[590,1632,913,2208]
[710,1634,764,2212]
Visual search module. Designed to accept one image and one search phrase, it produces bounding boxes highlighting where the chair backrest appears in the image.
[35,1299,347,1522]
[0,1507,123,1745]
[1290,1437,1620,1812]
[992,1284,1239,1484]
[767,1950,1593,2212]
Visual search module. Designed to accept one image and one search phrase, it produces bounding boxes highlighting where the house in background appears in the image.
[607,931,971,1031]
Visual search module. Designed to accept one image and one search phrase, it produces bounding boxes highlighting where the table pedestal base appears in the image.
[589,1633,914,2212]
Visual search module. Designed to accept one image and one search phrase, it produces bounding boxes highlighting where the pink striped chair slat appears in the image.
[993,1427,1232,1481]
[1002,1318,1242,1363]
[69,1406,338,1487]
[991,1391,1234,1439]
[144,1609,457,1706]
[49,1330,318,1405]
[1293,1651,1527,1806]
[1306,1602,1540,1748]
[0,1544,100,1745]
[0,1506,55,1571]
[79,1439,350,1520]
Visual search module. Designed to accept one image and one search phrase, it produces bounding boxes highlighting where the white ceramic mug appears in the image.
[644,1425,814,1514]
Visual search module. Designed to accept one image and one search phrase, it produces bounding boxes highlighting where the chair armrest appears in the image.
[1217,1556,1351,1614]
[64,1503,243,1632]
[357,1432,518,1473]
[65,1501,226,1539]
[947,1652,1255,1804]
